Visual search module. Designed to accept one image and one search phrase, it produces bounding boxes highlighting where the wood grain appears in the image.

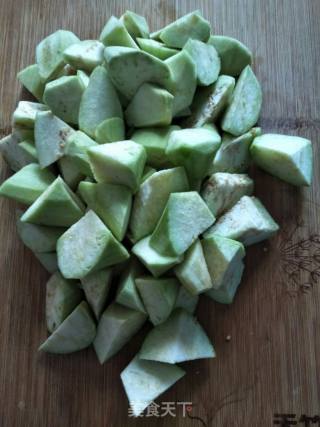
[0,1,319,426]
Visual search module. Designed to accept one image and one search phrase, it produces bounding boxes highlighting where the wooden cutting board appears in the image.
[0,1,319,426]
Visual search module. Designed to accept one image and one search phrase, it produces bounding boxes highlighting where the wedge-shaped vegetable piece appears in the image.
[140,309,215,363]
[165,51,197,116]
[63,40,104,72]
[79,66,123,138]
[12,126,34,142]
[174,286,199,314]
[137,38,178,60]
[100,16,138,48]
[88,140,146,193]
[150,192,215,257]
[185,75,235,127]
[0,163,55,205]
[34,252,58,273]
[132,236,183,277]
[77,70,89,88]
[205,196,279,246]
[58,157,84,190]
[39,301,96,354]
[18,140,38,162]
[141,166,156,182]
[208,35,252,76]
[166,128,221,182]
[35,111,75,168]
[159,11,210,48]
[80,268,112,319]
[130,167,189,243]
[104,47,172,100]
[12,101,48,128]
[131,126,179,168]
[65,130,97,177]
[211,127,261,174]
[43,75,86,124]
[121,355,185,417]
[221,66,262,136]
[120,11,149,39]
[174,240,212,295]
[115,263,145,314]
[125,83,173,128]
[0,134,34,171]
[95,117,125,144]
[136,277,179,325]
[94,303,146,363]
[202,235,245,304]
[46,271,83,333]
[21,176,85,227]
[57,210,129,279]
[16,210,64,253]
[201,173,254,217]
[36,30,80,81]
[184,39,220,86]
[250,134,313,186]
[78,181,132,241]
[17,64,45,101]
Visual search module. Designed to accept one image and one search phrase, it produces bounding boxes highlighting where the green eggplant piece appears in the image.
[211,127,261,174]
[185,75,235,127]
[166,127,221,181]
[202,235,245,304]
[43,75,86,125]
[78,181,132,241]
[208,35,252,77]
[46,271,83,333]
[250,134,313,186]
[150,192,215,257]
[94,117,125,144]
[183,39,220,86]
[165,50,197,116]
[63,40,105,72]
[136,277,179,325]
[104,46,172,100]
[93,303,146,364]
[174,286,199,314]
[80,268,112,319]
[174,239,212,295]
[221,65,262,136]
[100,16,138,48]
[129,167,189,243]
[88,140,146,193]
[35,111,75,168]
[57,210,129,279]
[201,173,254,217]
[141,165,156,183]
[131,125,179,168]
[57,157,85,191]
[132,235,183,277]
[36,30,80,81]
[125,83,173,128]
[79,66,123,138]
[16,209,65,253]
[12,101,48,128]
[0,163,55,205]
[140,308,215,363]
[0,134,35,172]
[17,64,45,101]
[158,11,210,48]
[120,11,149,39]
[204,195,279,246]
[120,355,185,417]
[21,176,85,227]
[136,38,178,60]
[18,140,38,162]
[115,260,146,313]
[39,301,96,354]
[34,252,58,273]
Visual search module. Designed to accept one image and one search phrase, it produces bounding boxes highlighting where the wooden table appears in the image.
[0,1,319,426]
